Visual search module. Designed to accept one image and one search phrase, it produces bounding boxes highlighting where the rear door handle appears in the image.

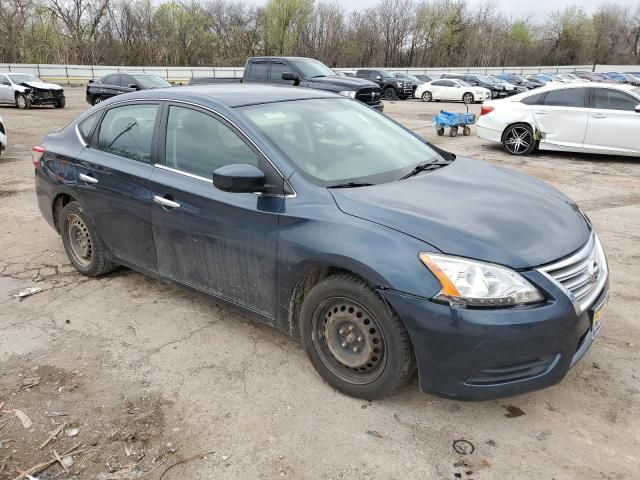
[534,110,550,115]
[153,195,180,209]
[591,112,607,118]
[79,173,98,184]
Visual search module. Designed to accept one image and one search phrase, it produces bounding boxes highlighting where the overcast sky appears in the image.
[340,0,637,19]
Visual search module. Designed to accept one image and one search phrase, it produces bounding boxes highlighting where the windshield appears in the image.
[476,75,493,83]
[133,75,171,88]
[8,74,41,84]
[289,59,335,78]
[240,99,441,186]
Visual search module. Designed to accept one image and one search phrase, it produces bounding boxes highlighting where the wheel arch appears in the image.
[52,192,78,234]
[500,121,535,143]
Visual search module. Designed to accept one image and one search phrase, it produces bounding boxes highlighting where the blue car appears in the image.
[34,85,609,400]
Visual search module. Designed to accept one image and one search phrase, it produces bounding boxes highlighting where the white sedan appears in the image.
[476,82,640,156]
[0,113,6,156]
[416,79,491,104]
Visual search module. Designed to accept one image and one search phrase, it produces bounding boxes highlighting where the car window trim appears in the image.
[92,101,162,164]
[155,100,295,198]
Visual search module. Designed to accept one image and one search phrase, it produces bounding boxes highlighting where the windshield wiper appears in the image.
[327,182,374,189]
[311,75,327,78]
[398,160,450,181]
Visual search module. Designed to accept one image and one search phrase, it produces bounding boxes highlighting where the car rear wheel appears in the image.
[462,92,474,104]
[92,96,104,105]
[61,201,117,276]
[421,91,432,102]
[502,124,536,155]
[383,87,397,100]
[16,94,31,109]
[300,274,415,399]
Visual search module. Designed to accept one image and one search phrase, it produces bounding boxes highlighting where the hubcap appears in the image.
[423,92,431,101]
[95,97,102,104]
[312,298,386,384]
[463,94,473,103]
[17,96,25,108]
[504,126,532,154]
[67,214,92,267]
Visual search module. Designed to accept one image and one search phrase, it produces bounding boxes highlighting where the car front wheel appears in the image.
[502,123,536,155]
[16,94,31,109]
[421,91,432,102]
[92,96,104,105]
[383,87,397,100]
[60,201,117,276]
[300,274,415,399]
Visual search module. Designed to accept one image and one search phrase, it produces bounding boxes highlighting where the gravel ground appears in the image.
[0,88,638,480]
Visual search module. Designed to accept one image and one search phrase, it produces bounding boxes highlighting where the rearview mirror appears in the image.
[282,72,300,85]
[213,164,266,193]
[635,104,640,113]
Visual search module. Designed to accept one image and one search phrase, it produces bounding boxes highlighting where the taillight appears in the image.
[32,145,46,168]
[480,106,495,116]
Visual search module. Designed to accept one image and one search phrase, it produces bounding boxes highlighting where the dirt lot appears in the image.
[0,88,638,480]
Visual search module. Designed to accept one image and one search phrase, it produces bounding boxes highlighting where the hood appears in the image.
[330,158,590,269]
[308,76,379,89]
[473,87,490,94]
[19,81,63,91]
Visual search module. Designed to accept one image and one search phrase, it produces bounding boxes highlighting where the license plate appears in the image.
[591,296,607,338]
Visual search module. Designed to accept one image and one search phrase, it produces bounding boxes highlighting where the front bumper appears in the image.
[29,91,65,105]
[381,270,608,400]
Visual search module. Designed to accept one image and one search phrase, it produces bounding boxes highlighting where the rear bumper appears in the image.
[381,271,608,400]
[476,123,503,143]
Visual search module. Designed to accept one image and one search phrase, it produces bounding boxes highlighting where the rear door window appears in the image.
[592,88,639,111]
[96,104,159,163]
[543,88,589,108]
[248,61,269,81]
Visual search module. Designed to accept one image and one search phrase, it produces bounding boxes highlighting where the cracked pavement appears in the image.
[0,89,639,479]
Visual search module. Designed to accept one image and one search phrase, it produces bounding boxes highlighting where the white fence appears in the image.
[0,63,636,84]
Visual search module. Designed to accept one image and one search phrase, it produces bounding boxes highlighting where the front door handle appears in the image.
[79,173,98,184]
[534,110,550,115]
[153,195,180,209]
[591,112,607,118]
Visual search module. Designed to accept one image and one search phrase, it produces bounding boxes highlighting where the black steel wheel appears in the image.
[61,201,117,276]
[422,91,432,102]
[383,87,397,100]
[502,123,536,155]
[55,99,65,109]
[462,92,474,104]
[300,274,415,399]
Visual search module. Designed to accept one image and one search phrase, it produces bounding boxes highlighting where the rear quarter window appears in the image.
[77,112,101,143]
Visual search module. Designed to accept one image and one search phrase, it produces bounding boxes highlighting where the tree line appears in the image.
[1,0,639,68]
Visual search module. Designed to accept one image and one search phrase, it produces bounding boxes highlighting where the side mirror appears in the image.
[213,164,266,193]
[282,72,300,85]
[128,84,140,90]
[635,104,640,113]
[375,75,382,81]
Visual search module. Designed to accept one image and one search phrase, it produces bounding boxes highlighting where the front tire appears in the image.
[16,94,31,109]
[462,92,474,104]
[55,99,65,109]
[300,274,415,400]
[502,123,536,155]
[92,95,104,105]
[383,87,397,100]
[421,91,432,102]
[60,202,117,276]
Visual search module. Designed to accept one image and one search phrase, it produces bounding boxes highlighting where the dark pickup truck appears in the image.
[191,57,384,111]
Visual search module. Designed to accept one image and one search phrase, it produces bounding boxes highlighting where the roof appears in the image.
[117,83,340,108]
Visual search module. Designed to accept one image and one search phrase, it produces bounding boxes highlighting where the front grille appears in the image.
[356,86,381,105]
[539,233,607,314]
[465,354,558,386]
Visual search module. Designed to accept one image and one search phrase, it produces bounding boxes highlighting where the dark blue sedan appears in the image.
[34,85,609,400]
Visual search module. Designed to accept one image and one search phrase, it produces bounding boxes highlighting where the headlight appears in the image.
[338,90,356,98]
[396,82,403,87]
[419,253,544,307]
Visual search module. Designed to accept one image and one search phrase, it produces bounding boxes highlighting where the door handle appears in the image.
[534,110,550,115]
[591,112,607,118]
[153,195,180,209]
[79,173,98,184]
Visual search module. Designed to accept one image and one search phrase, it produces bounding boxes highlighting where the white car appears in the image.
[0,114,6,156]
[476,82,640,156]
[416,79,491,104]
[0,73,65,109]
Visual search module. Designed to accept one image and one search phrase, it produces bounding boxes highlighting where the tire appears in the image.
[300,274,415,400]
[463,126,471,136]
[436,127,445,136]
[462,92,474,104]
[502,123,536,155]
[383,87,397,100]
[15,94,31,109]
[399,96,407,100]
[92,96,104,105]
[60,201,117,276]
[55,99,65,109]
[449,126,458,137]
[421,91,432,102]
